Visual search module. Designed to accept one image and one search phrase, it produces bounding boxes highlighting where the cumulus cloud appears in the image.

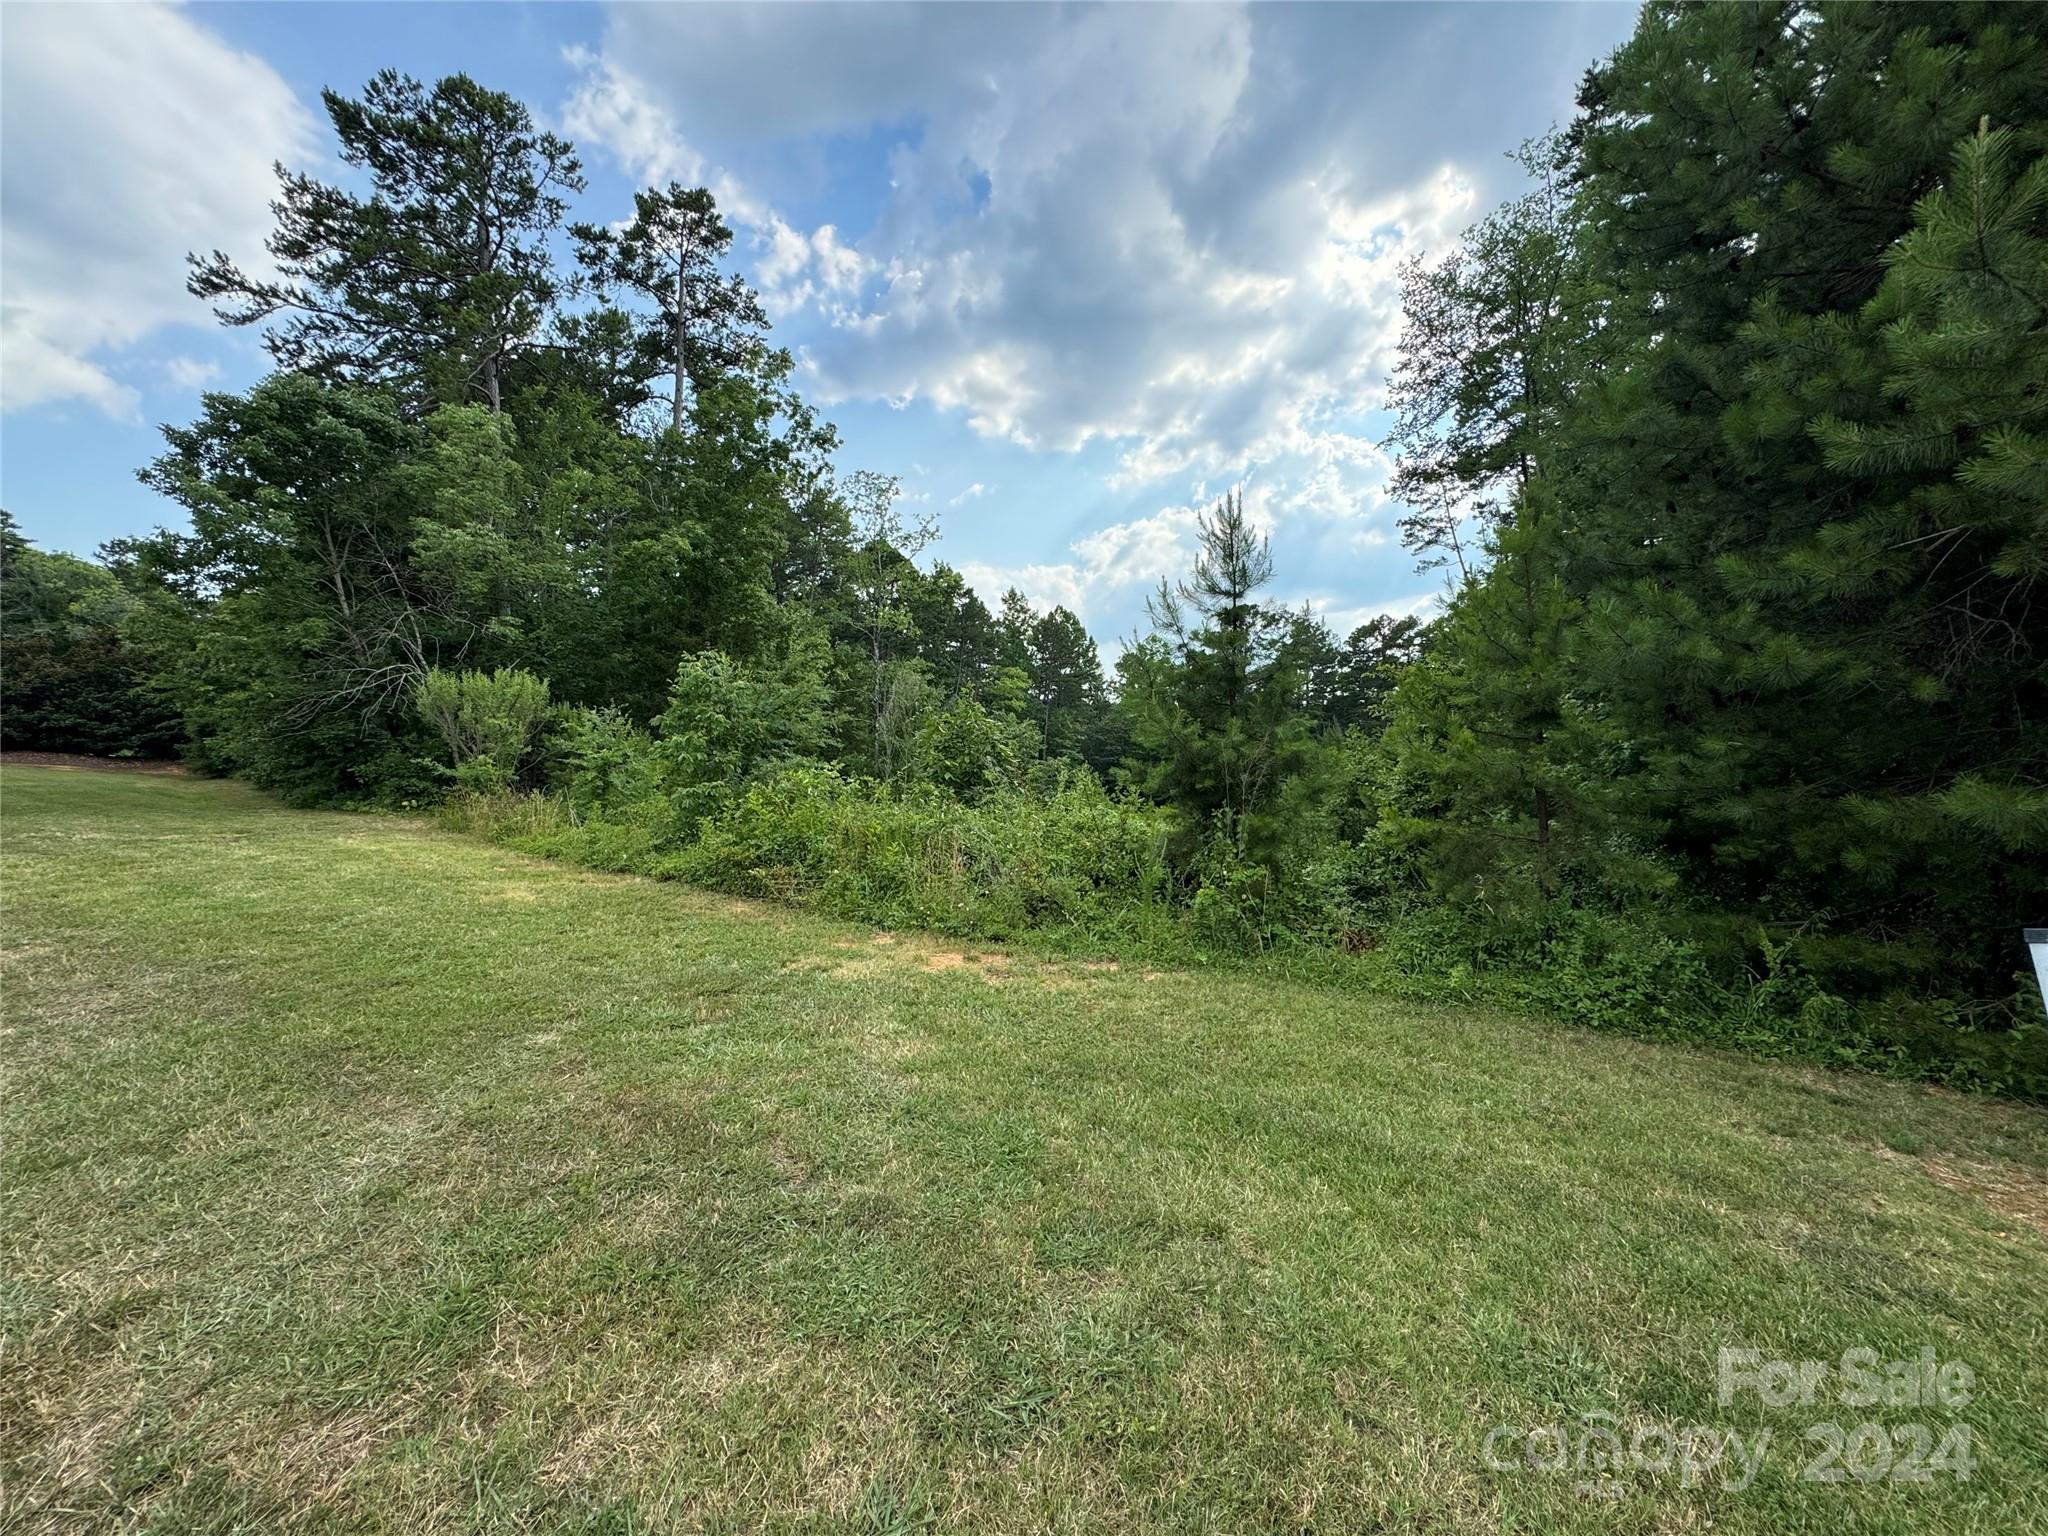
[164,356,222,391]
[0,3,316,416]
[1307,589,1443,640]
[957,500,1205,624]
[948,481,990,506]
[561,2,1628,637]
[560,45,877,321]
[557,1,1611,568]
[556,44,707,190]
[587,3,1050,144]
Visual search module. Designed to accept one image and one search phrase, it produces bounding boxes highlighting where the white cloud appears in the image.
[588,3,1048,144]
[956,500,1205,623]
[561,1,1627,639]
[947,481,990,506]
[561,46,875,321]
[164,356,222,391]
[1307,589,1442,640]
[0,3,316,416]
[557,44,706,189]
[1,333,137,420]
[566,3,1518,519]
[957,559,1088,619]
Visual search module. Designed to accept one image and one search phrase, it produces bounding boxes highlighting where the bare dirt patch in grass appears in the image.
[790,935,1017,984]
[1877,1144,2048,1241]
[1924,1157,2048,1240]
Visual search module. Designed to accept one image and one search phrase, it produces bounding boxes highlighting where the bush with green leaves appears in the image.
[905,693,1035,801]
[676,766,1175,942]
[415,666,551,792]
[549,705,662,816]
[651,637,832,809]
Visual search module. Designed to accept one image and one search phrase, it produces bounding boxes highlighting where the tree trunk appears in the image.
[684,253,700,434]
[871,627,887,778]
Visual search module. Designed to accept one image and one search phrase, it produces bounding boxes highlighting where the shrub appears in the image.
[549,705,663,816]
[667,766,1175,944]
[906,695,1034,801]
[653,639,831,791]
[415,666,550,791]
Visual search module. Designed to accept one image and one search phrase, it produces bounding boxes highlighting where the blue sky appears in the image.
[0,1,1639,649]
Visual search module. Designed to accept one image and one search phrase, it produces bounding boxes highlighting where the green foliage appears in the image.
[1126,492,1326,875]
[549,705,662,817]
[188,70,584,412]
[0,633,184,758]
[1383,133,1590,575]
[904,562,1001,698]
[1545,2,2048,996]
[1025,604,1105,759]
[0,511,182,757]
[1376,2,2048,1080]
[839,470,942,778]
[651,633,833,813]
[678,768,1175,944]
[907,693,1034,802]
[415,666,550,792]
[571,181,768,431]
[122,378,548,800]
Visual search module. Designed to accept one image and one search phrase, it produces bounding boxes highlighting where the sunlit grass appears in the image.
[4,765,2045,1533]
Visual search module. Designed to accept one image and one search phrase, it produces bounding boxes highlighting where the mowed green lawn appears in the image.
[4,766,2046,1534]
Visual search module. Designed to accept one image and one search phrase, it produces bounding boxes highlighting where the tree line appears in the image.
[1381,1,2047,1064]
[3,2,2043,1094]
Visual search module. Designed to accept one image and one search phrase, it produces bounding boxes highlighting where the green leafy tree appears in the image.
[1026,604,1105,759]
[2,511,129,634]
[1382,134,1588,576]
[994,588,1038,676]
[190,72,583,413]
[654,629,833,794]
[1382,490,1655,925]
[1706,123,2048,970]
[1330,614,1427,730]
[559,371,805,720]
[1129,493,1321,871]
[1560,4,2048,988]
[127,377,556,798]
[572,184,769,432]
[841,471,939,778]
[908,693,1034,801]
[772,416,852,605]
[1268,608,1428,734]
[0,513,181,756]
[1387,3,2048,1007]
[905,562,1001,699]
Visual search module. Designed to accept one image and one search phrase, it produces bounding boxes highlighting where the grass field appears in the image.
[4,764,2046,1533]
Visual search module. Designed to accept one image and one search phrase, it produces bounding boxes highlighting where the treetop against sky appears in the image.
[0,0,1635,653]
